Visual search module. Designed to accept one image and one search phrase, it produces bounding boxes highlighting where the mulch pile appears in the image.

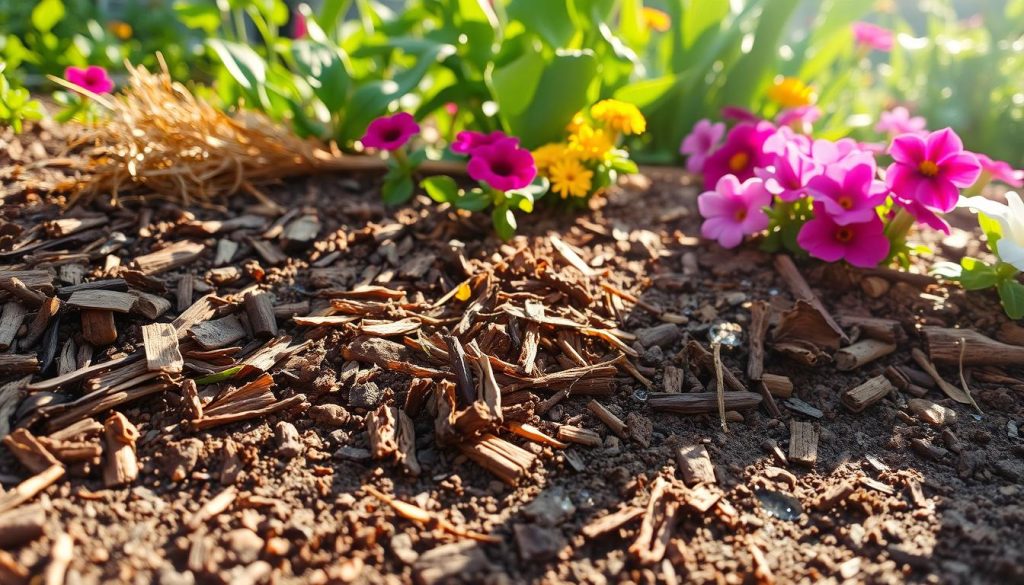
[0,124,1022,584]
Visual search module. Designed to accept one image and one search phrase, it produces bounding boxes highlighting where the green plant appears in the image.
[0,65,44,133]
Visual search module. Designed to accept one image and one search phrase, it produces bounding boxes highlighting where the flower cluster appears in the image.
[531,99,643,202]
[360,112,424,205]
[686,105,1021,270]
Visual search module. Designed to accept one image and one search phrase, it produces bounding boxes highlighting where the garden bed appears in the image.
[0,125,1022,585]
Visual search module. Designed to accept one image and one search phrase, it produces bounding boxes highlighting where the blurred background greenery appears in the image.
[1,0,1021,165]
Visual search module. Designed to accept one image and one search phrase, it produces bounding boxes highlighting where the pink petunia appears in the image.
[763,126,812,158]
[681,119,726,174]
[720,106,760,123]
[885,127,982,213]
[466,139,536,191]
[875,106,926,136]
[756,142,819,202]
[451,130,518,155]
[775,105,821,134]
[797,203,890,268]
[806,159,888,225]
[361,112,420,151]
[975,153,1024,188]
[852,22,894,52]
[697,175,772,249]
[64,65,114,94]
[810,138,869,167]
[702,121,776,189]
[896,198,952,235]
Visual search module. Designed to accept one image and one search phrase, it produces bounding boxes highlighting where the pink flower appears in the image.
[897,199,952,235]
[720,106,760,123]
[763,126,811,158]
[466,139,536,191]
[885,128,981,213]
[810,138,868,167]
[875,107,926,136]
[361,113,420,151]
[806,159,888,225]
[852,22,894,52]
[697,175,771,249]
[797,204,890,268]
[293,10,307,39]
[702,121,776,189]
[775,105,821,133]
[756,143,818,202]
[681,119,726,174]
[451,130,518,155]
[64,65,114,94]
[975,153,1023,188]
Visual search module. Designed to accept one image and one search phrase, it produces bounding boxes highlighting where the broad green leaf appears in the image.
[506,0,574,48]
[382,171,414,206]
[421,176,459,203]
[173,0,222,33]
[454,189,492,212]
[614,75,678,109]
[718,0,801,108]
[487,49,544,118]
[319,0,352,39]
[957,257,999,290]
[492,206,517,241]
[31,0,65,33]
[997,280,1024,319]
[291,40,351,111]
[207,39,267,92]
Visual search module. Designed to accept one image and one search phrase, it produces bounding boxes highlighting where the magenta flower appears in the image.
[810,138,868,167]
[975,153,1024,188]
[852,22,894,52]
[293,10,307,39]
[720,106,760,123]
[702,121,776,189]
[762,126,811,158]
[697,175,771,249]
[875,107,926,136]
[466,139,536,191]
[64,66,114,94]
[681,119,726,174]
[797,204,890,268]
[361,113,420,151]
[451,130,518,155]
[807,159,888,225]
[896,199,952,235]
[756,143,818,202]
[885,128,982,213]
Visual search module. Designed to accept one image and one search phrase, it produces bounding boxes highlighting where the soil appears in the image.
[1,124,1023,585]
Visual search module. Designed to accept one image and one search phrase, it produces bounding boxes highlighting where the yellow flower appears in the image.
[108,20,133,40]
[590,99,646,135]
[455,282,472,301]
[569,124,613,161]
[767,76,816,108]
[566,111,587,134]
[532,143,572,174]
[549,158,593,199]
[641,7,671,33]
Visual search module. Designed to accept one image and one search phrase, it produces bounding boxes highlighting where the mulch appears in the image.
[0,123,1022,585]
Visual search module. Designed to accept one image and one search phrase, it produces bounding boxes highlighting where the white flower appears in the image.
[958,191,1024,271]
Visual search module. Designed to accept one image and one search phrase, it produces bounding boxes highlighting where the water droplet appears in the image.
[768,288,781,296]
[756,489,803,521]
[708,322,743,347]
[632,389,648,402]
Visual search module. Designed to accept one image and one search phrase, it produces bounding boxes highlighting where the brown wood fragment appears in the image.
[556,425,602,447]
[0,354,40,374]
[44,216,107,237]
[458,433,536,485]
[45,381,170,432]
[0,301,27,350]
[924,327,1024,367]
[789,421,818,467]
[773,255,848,343]
[173,294,219,338]
[507,421,567,449]
[368,405,398,460]
[0,277,47,308]
[676,444,716,486]
[0,549,29,584]
[364,485,500,543]
[47,418,103,442]
[176,274,194,313]
[662,365,683,393]
[629,477,678,564]
[841,375,894,413]
[129,291,171,320]
[911,348,971,404]
[3,428,61,474]
[360,318,421,337]
[249,238,287,265]
[517,322,540,375]
[26,353,141,393]
[649,391,762,414]
[189,314,246,350]
[42,532,73,585]
[835,339,896,371]
[549,234,596,277]
[771,300,840,366]
[186,487,236,531]
[343,335,444,378]
[34,438,101,465]
[0,465,64,515]
[0,376,29,442]
[760,373,793,398]
[747,300,771,380]
[190,394,305,431]
[66,290,136,313]
[142,323,183,373]
[0,504,46,548]
[101,412,139,487]
[0,271,56,301]
[581,506,644,538]
[245,291,278,338]
[135,240,205,275]
[395,408,421,476]
[587,400,626,438]
[837,314,902,343]
[81,309,117,346]
[214,239,239,266]
[22,297,61,349]
[686,341,745,391]
[181,379,203,420]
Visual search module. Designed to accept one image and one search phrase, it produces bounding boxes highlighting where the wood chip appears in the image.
[22,297,61,349]
[773,255,847,343]
[101,412,139,487]
[0,277,46,307]
[0,465,64,515]
[841,375,894,413]
[581,507,644,538]
[761,373,793,398]
[676,444,716,486]
[134,240,205,275]
[80,309,117,346]
[0,354,40,375]
[244,291,278,338]
[66,290,137,313]
[142,323,183,373]
[556,425,602,447]
[3,429,61,474]
[648,391,762,414]
[129,291,171,320]
[587,400,626,438]
[835,339,897,371]
[0,301,27,350]
[0,504,45,548]
[789,421,819,467]
[189,314,246,350]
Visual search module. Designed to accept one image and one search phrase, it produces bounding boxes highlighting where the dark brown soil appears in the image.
[1,126,1022,585]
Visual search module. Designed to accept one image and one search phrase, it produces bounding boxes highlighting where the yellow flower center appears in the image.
[838,196,854,210]
[918,160,939,177]
[729,152,750,172]
[835,227,854,243]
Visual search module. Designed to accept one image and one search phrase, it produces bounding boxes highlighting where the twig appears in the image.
[713,342,727,432]
[957,338,983,415]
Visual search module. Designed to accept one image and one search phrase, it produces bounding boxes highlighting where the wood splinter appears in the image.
[587,400,626,439]
[102,412,139,487]
[841,375,895,413]
[835,339,897,371]
[789,421,819,467]
[142,323,183,374]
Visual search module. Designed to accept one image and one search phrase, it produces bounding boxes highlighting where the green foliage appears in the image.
[950,212,1023,320]
[0,66,44,133]
[420,175,548,241]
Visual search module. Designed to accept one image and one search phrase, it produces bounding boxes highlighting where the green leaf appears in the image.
[31,0,65,33]
[492,206,517,241]
[196,366,244,385]
[717,0,801,108]
[997,279,1024,319]
[614,75,679,109]
[421,176,459,203]
[382,171,414,206]
[291,40,351,111]
[488,49,544,118]
[957,257,1000,290]
[506,0,575,47]
[173,0,222,33]
[978,211,1004,253]
[319,0,353,39]
[207,39,268,108]
[454,188,492,212]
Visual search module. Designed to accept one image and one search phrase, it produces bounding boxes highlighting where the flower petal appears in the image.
[939,152,982,187]
[888,134,926,165]
[925,127,963,162]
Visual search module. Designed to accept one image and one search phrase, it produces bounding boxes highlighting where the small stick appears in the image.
[835,339,897,371]
[761,373,793,398]
[556,425,602,446]
[587,400,626,438]
[648,392,762,414]
[713,342,727,432]
[0,465,65,515]
[244,291,278,338]
[773,255,848,343]
[443,332,475,407]
[43,533,73,585]
[186,486,237,531]
[789,421,818,467]
[957,338,983,415]
[841,375,895,413]
[911,348,971,404]
[747,301,770,380]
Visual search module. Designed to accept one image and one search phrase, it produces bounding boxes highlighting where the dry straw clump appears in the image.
[61,58,324,207]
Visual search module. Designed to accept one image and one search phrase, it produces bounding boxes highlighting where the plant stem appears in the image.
[964,172,991,196]
[884,206,917,244]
